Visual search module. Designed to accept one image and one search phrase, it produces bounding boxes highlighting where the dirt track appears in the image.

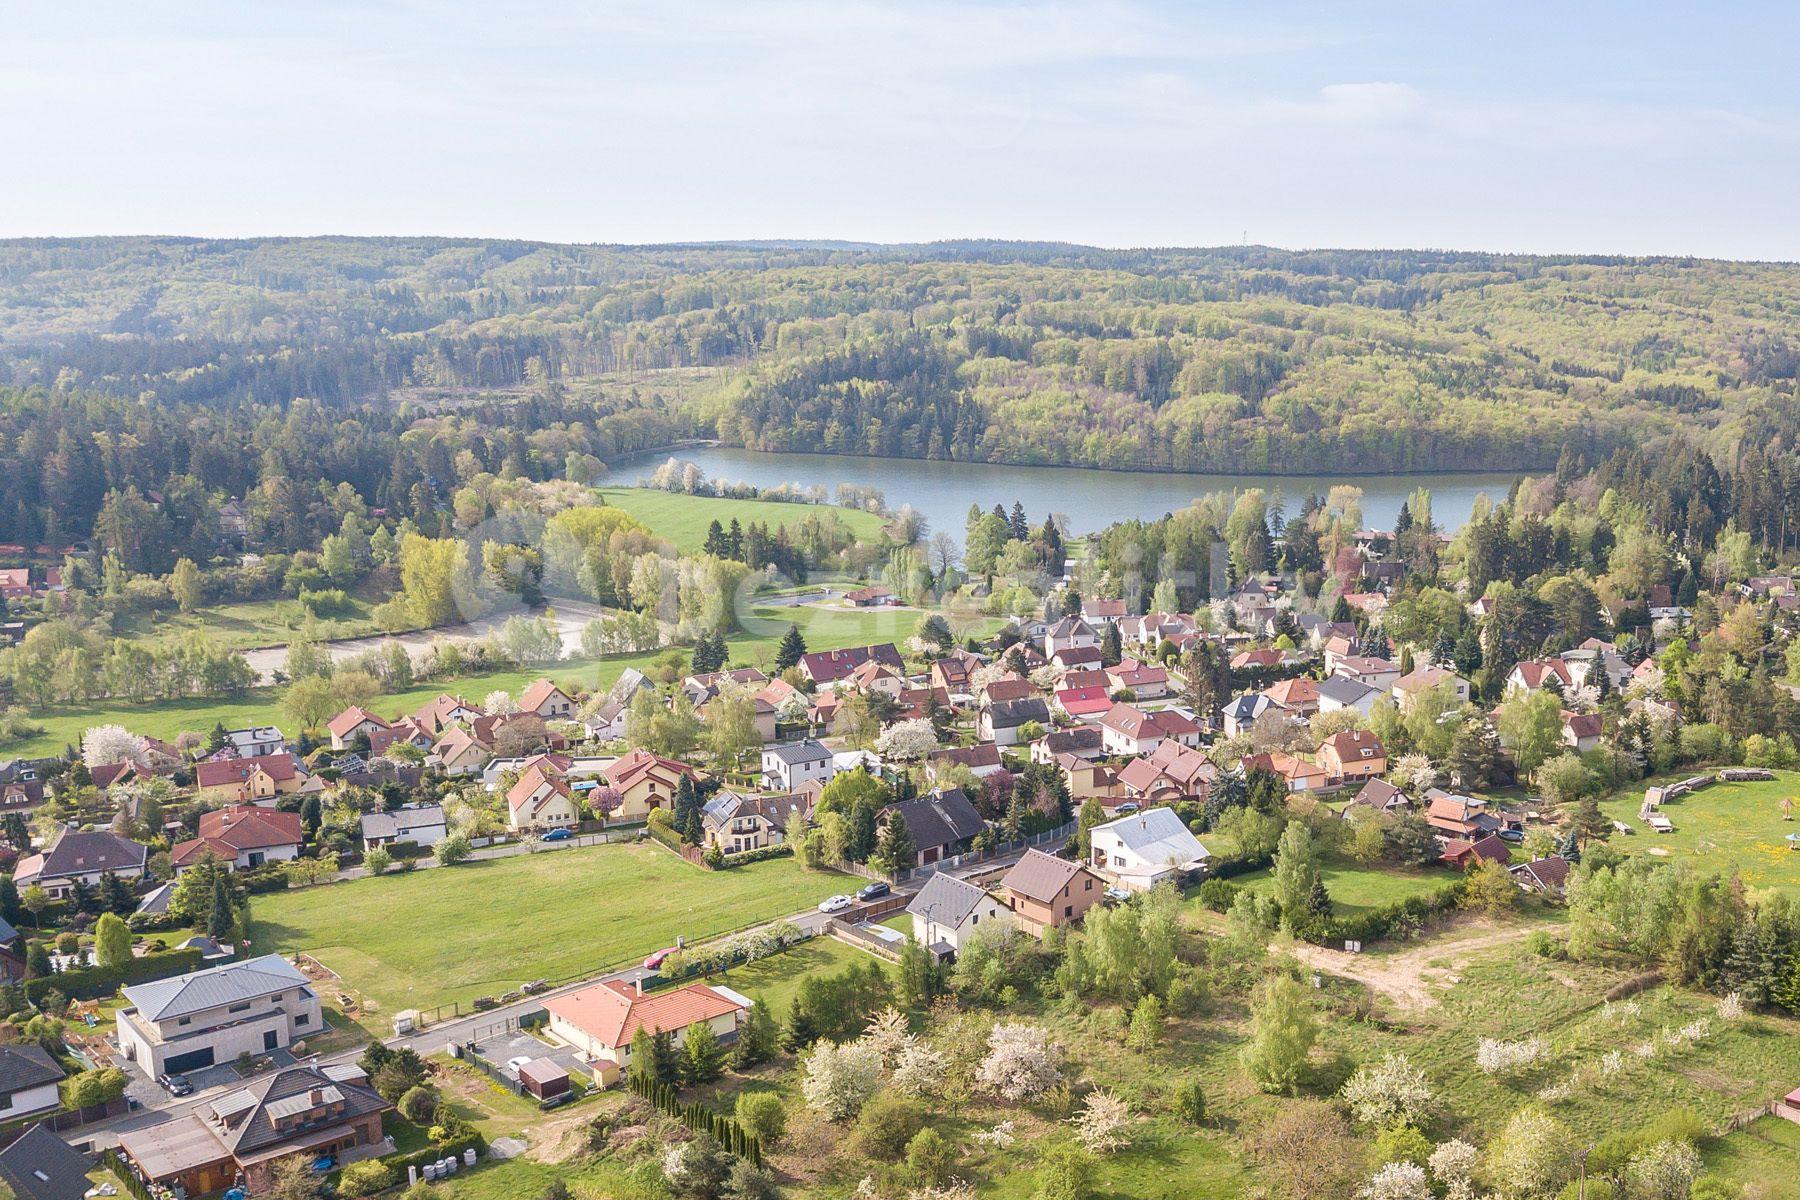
[1282,919,1549,1010]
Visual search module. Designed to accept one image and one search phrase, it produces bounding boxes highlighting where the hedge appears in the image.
[1207,852,1275,881]
[628,1074,763,1165]
[1312,878,1469,946]
[386,1127,486,1178]
[26,947,205,1003]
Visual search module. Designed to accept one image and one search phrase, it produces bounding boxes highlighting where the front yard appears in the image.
[248,843,844,1024]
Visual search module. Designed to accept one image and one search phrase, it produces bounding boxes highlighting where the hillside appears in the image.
[3,238,1799,475]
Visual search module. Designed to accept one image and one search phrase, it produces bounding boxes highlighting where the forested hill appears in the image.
[3,236,1799,475]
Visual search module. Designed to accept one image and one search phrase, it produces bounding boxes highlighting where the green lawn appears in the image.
[595,486,887,553]
[1220,857,1456,916]
[695,933,890,1014]
[1706,1117,1800,1198]
[248,843,843,1019]
[1598,770,1800,894]
[121,593,389,652]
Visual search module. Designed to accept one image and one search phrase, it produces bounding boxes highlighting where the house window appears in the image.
[1064,905,1073,918]
[228,1002,252,1014]
[295,1013,310,1026]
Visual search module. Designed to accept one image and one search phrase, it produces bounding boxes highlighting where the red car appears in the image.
[642,947,678,971]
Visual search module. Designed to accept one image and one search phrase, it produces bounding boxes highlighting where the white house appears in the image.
[1316,674,1381,718]
[544,979,751,1087]
[1043,615,1099,658]
[1088,808,1210,891]
[904,872,1012,956]
[0,1044,64,1120]
[117,954,322,1077]
[1099,704,1202,757]
[360,804,449,852]
[223,726,286,758]
[762,740,836,791]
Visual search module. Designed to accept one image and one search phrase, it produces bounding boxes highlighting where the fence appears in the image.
[891,821,1076,885]
[826,918,904,962]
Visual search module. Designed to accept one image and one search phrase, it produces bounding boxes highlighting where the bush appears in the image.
[1172,1078,1206,1126]
[1194,878,1241,913]
[338,1160,396,1197]
[398,1084,439,1125]
[850,1093,927,1161]
[25,948,204,1004]
[735,1091,787,1146]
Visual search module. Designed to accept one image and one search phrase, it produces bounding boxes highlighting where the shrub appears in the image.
[1195,878,1241,913]
[851,1092,927,1161]
[398,1084,439,1125]
[339,1160,396,1197]
[735,1091,787,1146]
[1172,1078,1207,1126]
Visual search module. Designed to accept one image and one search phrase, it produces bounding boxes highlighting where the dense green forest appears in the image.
[2,237,1800,545]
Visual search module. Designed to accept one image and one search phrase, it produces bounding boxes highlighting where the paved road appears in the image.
[78,839,1061,1150]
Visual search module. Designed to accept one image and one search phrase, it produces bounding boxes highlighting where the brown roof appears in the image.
[195,753,300,790]
[1000,849,1088,902]
[171,807,304,866]
[519,678,572,712]
[326,706,388,740]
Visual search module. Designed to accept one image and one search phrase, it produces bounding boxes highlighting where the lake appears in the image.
[610,446,1516,535]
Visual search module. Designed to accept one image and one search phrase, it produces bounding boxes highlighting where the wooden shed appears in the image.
[517,1057,571,1102]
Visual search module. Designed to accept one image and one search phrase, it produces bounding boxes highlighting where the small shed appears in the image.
[1776,1086,1800,1125]
[517,1057,571,1101]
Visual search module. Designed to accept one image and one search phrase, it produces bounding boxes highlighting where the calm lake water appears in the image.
[611,446,1517,535]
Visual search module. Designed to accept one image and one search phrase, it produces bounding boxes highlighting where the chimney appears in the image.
[309,1087,323,1105]
[634,977,643,997]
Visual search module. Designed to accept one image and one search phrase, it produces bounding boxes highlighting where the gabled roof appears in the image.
[518,678,573,711]
[0,1124,90,1200]
[1512,856,1571,892]
[883,788,985,851]
[1039,725,1104,755]
[543,979,747,1050]
[28,829,147,880]
[124,953,309,1023]
[1262,677,1320,708]
[507,764,574,815]
[1094,807,1208,866]
[603,748,695,790]
[0,1042,62,1095]
[1317,674,1379,705]
[1350,778,1408,811]
[906,871,993,928]
[202,1062,387,1156]
[765,739,833,766]
[928,743,1003,771]
[171,807,305,866]
[1046,615,1097,640]
[195,752,301,790]
[326,706,388,740]
[359,804,447,841]
[986,696,1050,729]
[798,643,904,683]
[1320,729,1386,762]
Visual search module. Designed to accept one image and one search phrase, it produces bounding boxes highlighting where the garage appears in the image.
[163,1046,216,1074]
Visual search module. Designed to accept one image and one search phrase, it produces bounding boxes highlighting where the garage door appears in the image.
[164,1047,216,1074]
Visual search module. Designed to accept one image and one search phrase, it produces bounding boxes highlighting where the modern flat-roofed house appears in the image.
[116,954,322,1078]
[170,806,304,873]
[1000,848,1103,937]
[359,803,448,852]
[762,739,836,792]
[1088,807,1209,891]
[544,979,751,1087]
[118,1062,389,1195]
[905,872,1011,956]
[0,1043,64,1121]
[12,829,147,899]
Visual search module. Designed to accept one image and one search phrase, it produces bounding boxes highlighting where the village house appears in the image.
[0,1044,64,1121]
[1316,673,1381,717]
[0,1123,92,1200]
[1506,658,1575,695]
[518,677,578,720]
[905,872,1011,956]
[980,696,1051,746]
[1054,753,1118,802]
[1242,750,1331,793]
[1031,724,1105,764]
[1081,598,1127,625]
[1053,684,1115,722]
[1099,703,1202,757]
[195,752,307,805]
[1331,655,1401,693]
[1425,790,1507,840]
[13,829,147,899]
[1262,675,1320,717]
[117,954,322,1078]
[1391,665,1472,708]
[926,743,1006,782]
[412,693,483,737]
[762,739,836,792]
[221,726,286,758]
[1346,777,1411,816]
[171,806,304,873]
[1220,692,1276,737]
[359,803,448,852]
[843,658,908,699]
[602,748,697,819]
[1044,615,1100,658]
[881,788,986,866]
[699,792,807,855]
[1317,730,1388,784]
[506,764,581,832]
[118,1062,388,1195]
[1442,833,1513,870]
[1561,709,1604,753]
[1511,855,1572,896]
[798,643,904,687]
[326,705,388,751]
[999,849,1104,937]
[929,650,985,697]
[1106,658,1169,699]
[843,584,896,607]
[1089,807,1210,891]
[429,724,494,777]
[544,978,751,1087]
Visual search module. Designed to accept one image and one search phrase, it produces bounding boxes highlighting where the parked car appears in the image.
[818,894,855,914]
[541,828,573,842]
[158,1073,192,1097]
[643,947,677,971]
[1497,828,1525,843]
[505,1056,534,1076]
[1102,886,1132,903]
[855,881,891,901]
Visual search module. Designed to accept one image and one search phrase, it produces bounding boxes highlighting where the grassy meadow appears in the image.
[1220,856,1457,917]
[1598,771,1800,894]
[595,486,887,553]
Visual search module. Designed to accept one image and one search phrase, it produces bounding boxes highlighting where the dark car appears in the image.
[541,828,574,842]
[158,1073,193,1097]
[856,881,891,902]
[1497,828,1525,843]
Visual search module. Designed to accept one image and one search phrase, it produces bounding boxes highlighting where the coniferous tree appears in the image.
[774,623,807,672]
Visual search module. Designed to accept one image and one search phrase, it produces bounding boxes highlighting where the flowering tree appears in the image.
[1428,1139,1479,1199]
[860,1007,912,1065]
[801,1040,882,1119]
[82,724,147,769]
[875,719,939,764]
[483,689,518,715]
[1625,1140,1700,1200]
[1359,1162,1432,1200]
[891,1039,948,1098]
[1475,1037,1547,1076]
[977,1022,1062,1102]
[1340,1053,1434,1129]
[1071,1090,1131,1155]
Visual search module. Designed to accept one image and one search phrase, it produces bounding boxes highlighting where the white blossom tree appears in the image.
[483,689,519,716]
[1359,1162,1432,1200]
[876,719,939,764]
[82,724,147,769]
[801,1040,883,1119]
[1428,1139,1479,1197]
[860,1007,912,1065]
[1071,1090,1131,1155]
[891,1039,949,1098]
[977,1022,1062,1102]
[1625,1140,1700,1200]
[1340,1053,1435,1129]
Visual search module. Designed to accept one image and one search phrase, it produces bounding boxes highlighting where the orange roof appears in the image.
[328,706,389,739]
[603,748,694,791]
[544,979,746,1050]
[519,678,571,711]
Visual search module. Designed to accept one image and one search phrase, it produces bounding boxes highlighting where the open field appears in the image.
[248,843,841,1019]
[1598,770,1800,894]
[1220,857,1456,916]
[594,486,887,553]
[694,932,889,1014]
[119,593,390,652]
[1707,1116,1800,1197]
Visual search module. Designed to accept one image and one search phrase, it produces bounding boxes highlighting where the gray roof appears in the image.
[202,1062,388,1156]
[767,739,832,765]
[360,804,447,840]
[1095,807,1209,865]
[0,1124,91,1200]
[905,872,992,928]
[135,880,175,916]
[39,829,146,880]
[883,789,986,852]
[987,697,1050,728]
[1222,693,1268,720]
[0,1043,62,1096]
[1317,674,1379,705]
[123,953,309,1023]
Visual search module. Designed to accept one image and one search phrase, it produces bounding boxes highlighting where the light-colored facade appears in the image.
[117,955,322,1077]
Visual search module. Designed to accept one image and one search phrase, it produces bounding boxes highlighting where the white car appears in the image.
[817,894,855,914]
[506,1056,535,1076]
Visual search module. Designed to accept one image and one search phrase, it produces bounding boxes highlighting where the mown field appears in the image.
[595,486,887,553]
[248,842,843,1021]
[1597,770,1800,894]
[1219,856,1456,916]
[119,592,389,652]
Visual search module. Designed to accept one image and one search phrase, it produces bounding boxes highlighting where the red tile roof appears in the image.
[543,979,746,1050]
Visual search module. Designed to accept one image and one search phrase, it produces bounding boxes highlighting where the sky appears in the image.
[4,1,1799,259]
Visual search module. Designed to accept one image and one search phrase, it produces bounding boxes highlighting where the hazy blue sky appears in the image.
[5,1,1797,257]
